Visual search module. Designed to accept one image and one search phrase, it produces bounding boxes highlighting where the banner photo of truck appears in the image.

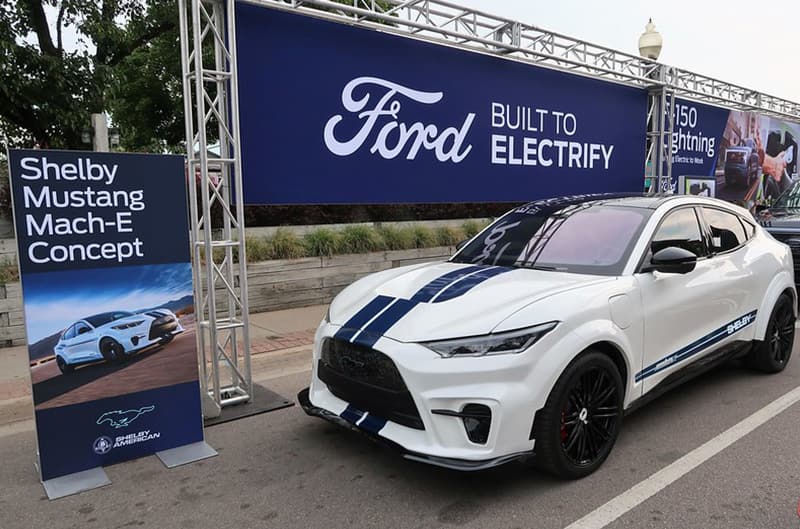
[7,150,204,482]
[235,4,647,205]
[671,98,800,208]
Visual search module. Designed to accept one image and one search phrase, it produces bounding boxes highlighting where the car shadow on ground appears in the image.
[31,344,166,406]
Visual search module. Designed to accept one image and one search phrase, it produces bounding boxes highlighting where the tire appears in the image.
[746,294,795,373]
[99,338,125,363]
[534,351,624,479]
[159,335,174,346]
[56,355,73,374]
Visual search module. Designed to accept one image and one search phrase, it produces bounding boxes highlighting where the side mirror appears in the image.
[455,239,469,251]
[78,327,90,335]
[642,246,697,274]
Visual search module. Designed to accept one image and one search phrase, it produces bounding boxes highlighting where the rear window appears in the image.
[452,203,651,275]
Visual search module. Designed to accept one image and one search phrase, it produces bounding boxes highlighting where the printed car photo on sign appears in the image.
[24,262,197,411]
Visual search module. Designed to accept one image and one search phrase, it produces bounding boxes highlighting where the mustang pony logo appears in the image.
[96,405,155,429]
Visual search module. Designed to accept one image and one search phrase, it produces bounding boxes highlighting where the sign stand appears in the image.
[156,441,218,468]
[41,467,111,500]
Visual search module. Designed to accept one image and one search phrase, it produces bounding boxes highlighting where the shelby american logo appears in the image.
[324,76,474,163]
[94,405,160,452]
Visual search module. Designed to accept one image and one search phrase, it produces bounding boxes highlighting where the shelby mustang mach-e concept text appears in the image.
[300,194,796,478]
[54,309,184,374]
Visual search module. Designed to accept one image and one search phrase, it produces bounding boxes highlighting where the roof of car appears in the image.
[518,193,684,211]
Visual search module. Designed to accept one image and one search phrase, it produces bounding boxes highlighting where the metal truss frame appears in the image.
[179,0,252,413]
[179,0,800,412]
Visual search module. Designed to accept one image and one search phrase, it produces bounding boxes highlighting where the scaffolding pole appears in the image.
[179,0,252,414]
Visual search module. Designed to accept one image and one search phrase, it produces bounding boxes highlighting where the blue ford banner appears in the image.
[7,150,204,481]
[235,4,648,204]
[671,98,800,207]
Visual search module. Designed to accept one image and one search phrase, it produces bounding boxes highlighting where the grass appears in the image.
[338,225,383,254]
[304,228,339,257]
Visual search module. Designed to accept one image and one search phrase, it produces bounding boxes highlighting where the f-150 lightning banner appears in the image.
[7,150,204,482]
[669,97,800,208]
[235,4,647,204]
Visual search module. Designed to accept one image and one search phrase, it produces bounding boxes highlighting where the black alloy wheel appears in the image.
[535,351,624,479]
[747,294,795,373]
[56,356,73,374]
[100,338,125,363]
[559,367,620,467]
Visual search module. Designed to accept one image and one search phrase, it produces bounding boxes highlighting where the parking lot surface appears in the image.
[2,334,800,529]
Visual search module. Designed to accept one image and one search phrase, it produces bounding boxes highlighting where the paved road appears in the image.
[2,342,800,529]
[30,328,199,410]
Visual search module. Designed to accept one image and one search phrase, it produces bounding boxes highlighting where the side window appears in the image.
[62,325,76,340]
[739,217,756,240]
[651,208,706,257]
[702,208,746,252]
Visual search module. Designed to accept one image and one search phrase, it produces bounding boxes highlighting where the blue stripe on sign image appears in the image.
[358,414,388,435]
[353,299,420,348]
[411,265,486,302]
[340,404,365,424]
[333,295,395,342]
[433,266,512,303]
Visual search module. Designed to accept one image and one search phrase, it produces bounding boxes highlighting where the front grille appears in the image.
[319,338,424,430]
[768,232,800,285]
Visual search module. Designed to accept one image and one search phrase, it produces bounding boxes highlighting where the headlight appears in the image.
[112,320,145,330]
[421,322,558,358]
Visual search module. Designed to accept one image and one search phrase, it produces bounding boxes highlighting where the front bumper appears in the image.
[298,387,532,471]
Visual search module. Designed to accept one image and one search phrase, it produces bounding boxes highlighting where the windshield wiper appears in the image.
[517,263,566,272]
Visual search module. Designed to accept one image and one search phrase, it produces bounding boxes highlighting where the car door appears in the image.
[70,322,99,361]
[698,206,760,329]
[56,324,77,362]
[636,205,745,394]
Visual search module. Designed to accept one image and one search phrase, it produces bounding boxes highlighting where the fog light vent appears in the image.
[461,404,491,444]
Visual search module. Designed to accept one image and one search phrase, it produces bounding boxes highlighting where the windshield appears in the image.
[452,202,651,275]
[84,311,135,327]
[772,179,800,210]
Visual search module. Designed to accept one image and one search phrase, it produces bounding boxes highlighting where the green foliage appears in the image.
[0,0,180,150]
[462,220,484,239]
[268,229,307,260]
[245,235,272,262]
[434,226,464,247]
[304,228,339,257]
[338,225,383,254]
[409,225,435,248]
[376,225,414,251]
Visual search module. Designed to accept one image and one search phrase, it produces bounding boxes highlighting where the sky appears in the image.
[21,263,193,343]
[452,0,800,103]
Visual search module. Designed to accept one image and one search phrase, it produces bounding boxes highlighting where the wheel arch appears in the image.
[587,341,629,400]
[754,272,797,340]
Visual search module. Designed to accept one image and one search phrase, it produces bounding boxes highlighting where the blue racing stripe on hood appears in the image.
[432,266,513,303]
[410,265,485,302]
[353,298,419,348]
[334,295,395,342]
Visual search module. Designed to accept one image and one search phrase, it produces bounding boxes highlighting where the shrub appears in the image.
[408,225,435,248]
[268,228,307,259]
[461,219,484,239]
[434,226,464,247]
[338,225,382,254]
[304,228,339,257]
[245,235,271,262]
[377,225,415,251]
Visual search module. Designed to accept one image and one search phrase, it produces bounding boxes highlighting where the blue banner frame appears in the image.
[235,4,648,205]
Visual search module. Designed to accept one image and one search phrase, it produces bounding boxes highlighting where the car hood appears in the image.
[330,261,614,342]
[759,208,800,231]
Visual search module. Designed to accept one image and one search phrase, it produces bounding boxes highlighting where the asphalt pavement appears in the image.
[0,308,799,529]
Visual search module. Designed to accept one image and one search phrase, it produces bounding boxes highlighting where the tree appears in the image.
[0,0,178,150]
